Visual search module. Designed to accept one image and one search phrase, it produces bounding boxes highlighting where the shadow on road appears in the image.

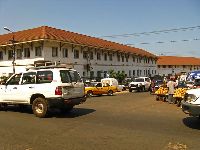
[182,117,200,130]
[52,107,96,118]
[2,106,96,118]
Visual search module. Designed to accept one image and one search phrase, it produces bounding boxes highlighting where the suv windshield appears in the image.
[60,70,82,83]
[134,78,144,82]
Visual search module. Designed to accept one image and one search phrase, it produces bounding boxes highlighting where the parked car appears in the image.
[181,88,200,118]
[0,66,86,118]
[128,77,151,92]
[85,82,118,97]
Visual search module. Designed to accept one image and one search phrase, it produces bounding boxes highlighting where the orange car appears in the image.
[85,82,118,97]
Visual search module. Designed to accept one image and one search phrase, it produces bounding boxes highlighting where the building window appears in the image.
[90,71,94,78]
[158,65,160,68]
[132,56,135,62]
[104,71,107,78]
[137,58,139,63]
[129,70,131,77]
[97,52,101,60]
[163,65,166,68]
[121,56,124,62]
[0,51,3,60]
[144,70,146,75]
[117,55,120,62]
[133,70,135,76]
[109,54,112,61]
[16,49,22,59]
[90,51,93,60]
[35,46,42,57]
[8,50,13,60]
[83,72,85,77]
[62,48,68,58]
[126,56,128,62]
[83,51,88,59]
[24,48,30,58]
[104,53,107,61]
[74,49,79,59]
[52,47,58,57]
[97,71,101,78]
[168,65,172,68]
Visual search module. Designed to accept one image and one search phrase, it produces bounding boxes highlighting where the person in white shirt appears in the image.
[167,77,177,104]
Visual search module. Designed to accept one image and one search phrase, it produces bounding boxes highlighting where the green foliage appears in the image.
[108,70,126,84]
[0,76,9,82]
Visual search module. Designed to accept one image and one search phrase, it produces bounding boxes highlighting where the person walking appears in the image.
[167,77,177,104]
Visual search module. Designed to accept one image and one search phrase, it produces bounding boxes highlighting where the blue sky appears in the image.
[0,0,199,57]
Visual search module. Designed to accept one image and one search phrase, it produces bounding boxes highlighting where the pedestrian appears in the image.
[167,77,177,104]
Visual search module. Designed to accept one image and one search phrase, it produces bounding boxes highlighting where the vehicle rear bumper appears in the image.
[47,96,87,108]
[181,100,200,117]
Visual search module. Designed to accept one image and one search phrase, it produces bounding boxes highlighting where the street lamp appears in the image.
[4,27,16,74]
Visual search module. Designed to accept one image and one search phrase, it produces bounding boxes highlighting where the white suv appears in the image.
[128,77,151,92]
[0,66,86,118]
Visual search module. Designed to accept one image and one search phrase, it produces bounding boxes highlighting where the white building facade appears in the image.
[157,56,200,76]
[0,26,157,80]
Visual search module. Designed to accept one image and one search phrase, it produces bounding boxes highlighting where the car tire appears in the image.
[108,90,113,96]
[87,91,93,97]
[0,103,7,111]
[129,89,132,92]
[32,97,48,118]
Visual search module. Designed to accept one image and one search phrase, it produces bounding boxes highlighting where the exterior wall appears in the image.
[0,40,157,79]
[157,65,200,76]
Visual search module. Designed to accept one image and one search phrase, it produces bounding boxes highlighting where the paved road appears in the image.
[0,92,200,150]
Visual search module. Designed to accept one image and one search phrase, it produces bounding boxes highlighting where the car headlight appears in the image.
[185,94,198,102]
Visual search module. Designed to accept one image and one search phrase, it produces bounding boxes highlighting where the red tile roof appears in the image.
[157,56,200,66]
[0,26,156,58]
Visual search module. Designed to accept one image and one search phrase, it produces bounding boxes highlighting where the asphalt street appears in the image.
[0,92,200,150]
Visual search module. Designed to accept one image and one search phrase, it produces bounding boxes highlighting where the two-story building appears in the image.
[0,26,157,80]
[157,56,200,76]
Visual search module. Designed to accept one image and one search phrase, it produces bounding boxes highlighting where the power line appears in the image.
[99,25,200,38]
[125,38,200,46]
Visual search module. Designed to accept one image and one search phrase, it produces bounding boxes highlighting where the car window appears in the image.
[7,74,22,85]
[36,70,53,84]
[22,72,36,84]
[60,70,82,83]
[96,83,102,87]
[135,78,144,82]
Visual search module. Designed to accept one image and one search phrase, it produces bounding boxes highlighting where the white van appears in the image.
[101,78,118,87]
[181,88,200,118]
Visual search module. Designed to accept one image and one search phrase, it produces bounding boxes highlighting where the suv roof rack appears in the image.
[28,65,73,70]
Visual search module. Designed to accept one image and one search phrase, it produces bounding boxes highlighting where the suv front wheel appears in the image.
[32,97,48,118]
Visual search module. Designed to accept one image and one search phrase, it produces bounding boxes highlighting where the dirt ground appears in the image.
[0,92,200,150]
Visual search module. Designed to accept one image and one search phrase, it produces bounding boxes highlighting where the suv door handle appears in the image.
[13,87,17,89]
[29,86,34,89]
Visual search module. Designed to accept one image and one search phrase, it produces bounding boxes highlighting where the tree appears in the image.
[108,70,126,84]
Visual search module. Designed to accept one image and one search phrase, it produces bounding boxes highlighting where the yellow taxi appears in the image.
[85,82,118,97]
